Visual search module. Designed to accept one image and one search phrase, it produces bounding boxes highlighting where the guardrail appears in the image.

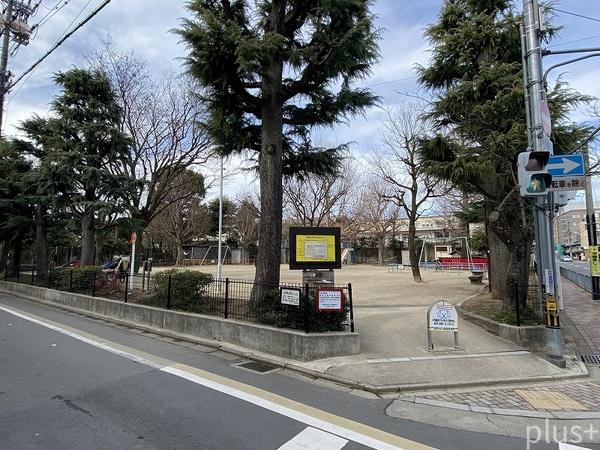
[560,265,593,293]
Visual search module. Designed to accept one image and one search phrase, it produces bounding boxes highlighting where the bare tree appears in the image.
[283,159,356,226]
[371,102,449,282]
[354,179,399,265]
[90,45,213,268]
[147,170,210,265]
[233,194,260,264]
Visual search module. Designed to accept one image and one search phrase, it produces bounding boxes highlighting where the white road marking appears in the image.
[278,427,348,450]
[559,443,592,450]
[0,303,434,450]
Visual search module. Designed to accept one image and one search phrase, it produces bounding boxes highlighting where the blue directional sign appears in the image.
[547,154,585,177]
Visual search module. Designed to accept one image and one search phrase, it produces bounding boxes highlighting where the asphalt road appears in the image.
[560,260,591,276]
[0,292,592,450]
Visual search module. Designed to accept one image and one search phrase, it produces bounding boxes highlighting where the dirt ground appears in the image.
[154,264,484,306]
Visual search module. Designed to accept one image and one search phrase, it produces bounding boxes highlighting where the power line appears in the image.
[554,8,600,24]
[548,33,600,49]
[6,0,114,93]
[5,0,98,108]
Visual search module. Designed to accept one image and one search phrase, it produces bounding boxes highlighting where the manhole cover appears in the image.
[581,355,600,365]
[234,360,280,374]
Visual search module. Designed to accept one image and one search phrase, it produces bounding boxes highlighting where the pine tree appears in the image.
[417,0,589,302]
[176,0,379,286]
[20,69,132,266]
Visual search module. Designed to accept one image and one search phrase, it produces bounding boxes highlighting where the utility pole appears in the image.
[0,0,14,137]
[522,0,565,367]
[583,145,600,299]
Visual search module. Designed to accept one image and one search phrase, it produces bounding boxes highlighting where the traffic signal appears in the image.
[517,151,552,197]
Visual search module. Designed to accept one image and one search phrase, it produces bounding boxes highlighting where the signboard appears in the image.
[289,227,342,270]
[547,154,585,177]
[428,300,458,331]
[590,246,600,277]
[544,269,555,295]
[540,100,552,136]
[316,288,345,312]
[549,177,585,192]
[280,288,301,307]
[545,296,557,312]
[130,232,137,244]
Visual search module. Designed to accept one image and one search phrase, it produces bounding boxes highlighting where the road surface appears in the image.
[0,292,593,450]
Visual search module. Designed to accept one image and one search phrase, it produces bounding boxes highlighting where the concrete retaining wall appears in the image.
[0,281,359,361]
[457,306,546,351]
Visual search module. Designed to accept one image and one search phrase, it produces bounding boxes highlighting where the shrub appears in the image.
[252,286,349,332]
[57,266,102,293]
[152,269,213,310]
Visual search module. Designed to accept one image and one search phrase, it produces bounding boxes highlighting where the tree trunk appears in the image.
[0,241,7,275]
[255,52,284,288]
[176,238,184,266]
[408,223,423,282]
[81,213,96,266]
[35,204,48,276]
[10,236,23,276]
[488,227,511,300]
[377,236,385,265]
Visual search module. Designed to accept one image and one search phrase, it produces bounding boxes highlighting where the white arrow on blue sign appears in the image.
[547,153,585,177]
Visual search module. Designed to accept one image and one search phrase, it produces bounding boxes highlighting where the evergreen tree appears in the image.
[20,69,132,266]
[417,0,589,301]
[176,0,379,285]
[0,141,32,274]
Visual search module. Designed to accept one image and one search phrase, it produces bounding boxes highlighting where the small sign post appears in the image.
[280,288,301,307]
[316,288,345,312]
[130,232,137,277]
[590,246,600,277]
[427,300,459,351]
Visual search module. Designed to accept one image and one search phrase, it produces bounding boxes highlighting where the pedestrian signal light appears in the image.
[517,151,552,197]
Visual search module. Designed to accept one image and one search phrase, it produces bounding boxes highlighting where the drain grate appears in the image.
[581,355,600,365]
[234,360,280,374]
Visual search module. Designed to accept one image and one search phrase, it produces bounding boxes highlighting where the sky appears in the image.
[3,0,600,200]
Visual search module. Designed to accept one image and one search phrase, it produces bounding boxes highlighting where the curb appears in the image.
[0,285,590,403]
[399,397,600,420]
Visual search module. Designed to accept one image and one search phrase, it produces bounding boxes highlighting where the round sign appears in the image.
[428,300,458,331]
[130,232,137,244]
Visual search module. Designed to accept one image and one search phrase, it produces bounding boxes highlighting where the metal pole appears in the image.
[523,0,565,367]
[0,0,14,137]
[216,156,224,282]
[583,145,600,300]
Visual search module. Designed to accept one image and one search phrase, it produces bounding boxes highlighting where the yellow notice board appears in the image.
[590,246,600,277]
[289,227,341,270]
[296,235,336,262]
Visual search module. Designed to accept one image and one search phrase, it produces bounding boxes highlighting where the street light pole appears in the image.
[216,155,224,282]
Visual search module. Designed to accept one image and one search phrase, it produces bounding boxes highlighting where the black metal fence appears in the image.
[3,266,354,333]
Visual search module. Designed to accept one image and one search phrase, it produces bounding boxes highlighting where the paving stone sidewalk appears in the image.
[397,277,600,419]
[562,278,600,356]
[403,380,600,419]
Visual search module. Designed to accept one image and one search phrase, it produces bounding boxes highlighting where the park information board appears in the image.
[316,288,345,312]
[289,227,341,270]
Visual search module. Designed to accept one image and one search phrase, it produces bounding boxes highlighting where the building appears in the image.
[555,202,600,260]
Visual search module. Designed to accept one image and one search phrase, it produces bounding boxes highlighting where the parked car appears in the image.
[561,255,573,262]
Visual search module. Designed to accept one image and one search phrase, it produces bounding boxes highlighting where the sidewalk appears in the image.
[562,277,600,357]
